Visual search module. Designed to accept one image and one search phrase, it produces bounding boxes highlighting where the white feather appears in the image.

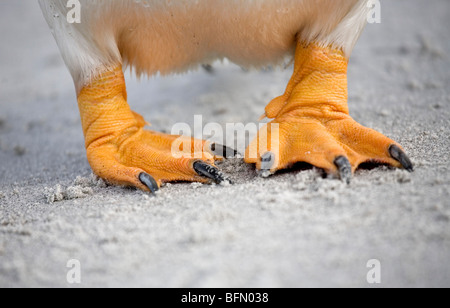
[38,0,121,88]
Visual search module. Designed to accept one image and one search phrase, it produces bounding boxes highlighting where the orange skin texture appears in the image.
[245,41,403,175]
[78,68,216,190]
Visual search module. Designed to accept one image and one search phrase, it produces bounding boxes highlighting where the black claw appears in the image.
[389,145,414,172]
[193,161,229,184]
[334,156,352,184]
[259,152,275,178]
[261,152,275,172]
[211,143,239,158]
[139,172,159,194]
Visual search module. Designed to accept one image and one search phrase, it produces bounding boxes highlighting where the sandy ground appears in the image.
[0,0,449,288]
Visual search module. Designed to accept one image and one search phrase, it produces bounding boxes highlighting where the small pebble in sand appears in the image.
[407,80,423,91]
[379,109,390,117]
[13,146,26,156]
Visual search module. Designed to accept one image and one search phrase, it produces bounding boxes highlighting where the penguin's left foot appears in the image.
[245,42,413,182]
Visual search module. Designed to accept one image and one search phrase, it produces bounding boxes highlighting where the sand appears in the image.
[0,0,449,287]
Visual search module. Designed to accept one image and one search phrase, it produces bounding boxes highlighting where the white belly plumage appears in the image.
[39,0,369,90]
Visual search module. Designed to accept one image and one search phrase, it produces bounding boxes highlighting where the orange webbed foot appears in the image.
[245,42,413,182]
[78,67,230,193]
[245,115,413,183]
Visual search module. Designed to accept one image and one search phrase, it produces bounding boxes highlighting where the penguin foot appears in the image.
[245,114,413,183]
[77,67,230,193]
[245,41,413,182]
[85,125,230,193]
